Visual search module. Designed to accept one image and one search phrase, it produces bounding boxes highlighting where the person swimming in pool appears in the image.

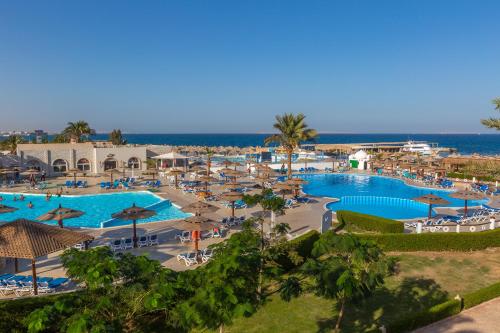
[13,195,17,201]
[19,194,25,201]
[57,187,63,197]
[46,191,52,201]
[28,201,34,208]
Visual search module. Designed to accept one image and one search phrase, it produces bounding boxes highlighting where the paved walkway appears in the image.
[413,297,500,333]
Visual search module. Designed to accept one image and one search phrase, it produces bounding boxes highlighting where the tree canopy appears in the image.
[481,98,500,130]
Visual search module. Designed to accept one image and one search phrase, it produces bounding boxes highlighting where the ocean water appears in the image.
[50,133,499,155]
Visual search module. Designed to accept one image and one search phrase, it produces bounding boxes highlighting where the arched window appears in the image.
[52,159,68,173]
[128,157,140,169]
[77,158,91,172]
[26,159,42,171]
[103,158,117,171]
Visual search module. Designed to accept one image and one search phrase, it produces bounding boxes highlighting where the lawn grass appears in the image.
[218,248,500,333]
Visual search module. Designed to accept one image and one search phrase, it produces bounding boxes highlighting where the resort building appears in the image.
[16,142,147,176]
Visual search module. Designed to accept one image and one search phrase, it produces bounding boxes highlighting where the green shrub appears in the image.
[463,281,500,309]
[386,299,461,333]
[276,230,320,270]
[447,172,496,182]
[353,228,500,251]
[336,210,404,234]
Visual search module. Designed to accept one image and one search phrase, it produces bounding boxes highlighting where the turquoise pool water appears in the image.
[0,191,190,228]
[301,174,487,219]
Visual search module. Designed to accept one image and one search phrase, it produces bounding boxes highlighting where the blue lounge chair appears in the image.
[65,180,72,188]
[48,277,69,289]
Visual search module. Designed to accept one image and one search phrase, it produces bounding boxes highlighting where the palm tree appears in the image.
[63,121,94,142]
[265,113,317,179]
[2,135,24,154]
[109,129,127,145]
[481,98,500,130]
[204,147,214,176]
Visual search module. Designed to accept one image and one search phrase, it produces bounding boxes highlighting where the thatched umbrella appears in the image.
[254,164,273,176]
[413,194,450,220]
[224,181,242,190]
[111,203,156,248]
[105,168,121,183]
[449,189,486,217]
[286,178,309,196]
[142,169,159,181]
[181,215,217,253]
[168,168,184,188]
[182,201,219,216]
[198,175,218,192]
[223,169,244,179]
[220,191,244,217]
[296,157,316,171]
[322,157,337,172]
[273,182,296,199]
[0,219,93,295]
[66,168,82,187]
[37,204,84,228]
[0,204,18,213]
[20,168,40,176]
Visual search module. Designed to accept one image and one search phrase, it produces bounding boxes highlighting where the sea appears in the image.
[82,133,500,155]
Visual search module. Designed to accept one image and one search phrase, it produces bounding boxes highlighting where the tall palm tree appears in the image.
[109,129,127,145]
[63,121,94,142]
[481,98,500,130]
[2,135,24,154]
[265,113,317,179]
[204,147,214,176]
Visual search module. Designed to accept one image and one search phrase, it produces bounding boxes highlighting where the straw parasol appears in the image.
[0,204,18,213]
[0,219,93,295]
[224,181,242,190]
[198,175,219,191]
[142,169,159,181]
[220,191,244,217]
[286,178,309,196]
[448,189,486,216]
[66,168,82,187]
[182,201,219,216]
[168,168,184,188]
[37,204,84,228]
[111,203,156,248]
[296,157,316,171]
[20,168,40,176]
[105,168,122,182]
[222,169,244,179]
[181,215,217,253]
[413,194,450,219]
[273,182,296,198]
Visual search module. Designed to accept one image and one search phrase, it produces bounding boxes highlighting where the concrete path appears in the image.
[413,297,500,333]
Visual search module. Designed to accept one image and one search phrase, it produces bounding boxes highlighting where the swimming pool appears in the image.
[0,191,191,228]
[300,174,487,219]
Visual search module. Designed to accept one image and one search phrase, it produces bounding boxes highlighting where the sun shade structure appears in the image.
[0,204,18,213]
[168,168,184,188]
[20,169,40,176]
[111,203,156,248]
[198,175,219,191]
[142,169,159,180]
[37,204,84,228]
[448,189,486,216]
[273,182,296,198]
[66,168,82,187]
[182,201,218,216]
[220,191,244,217]
[224,181,242,190]
[181,215,217,253]
[105,168,122,182]
[413,194,450,219]
[0,219,93,295]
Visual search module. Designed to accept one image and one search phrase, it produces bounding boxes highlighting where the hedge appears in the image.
[447,172,496,182]
[276,230,320,270]
[385,281,500,332]
[336,210,404,234]
[353,228,500,251]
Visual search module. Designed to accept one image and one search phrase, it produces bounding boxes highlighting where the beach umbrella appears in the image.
[322,158,337,172]
[111,203,156,248]
[20,168,40,176]
[448,189,486,217]
[181,215,217,253]
[221,160,235,168]
[182,201,219,216]
[0,219,93,295]
[413,194,450,220]
[142,169,159,181]
[37,204,84,228]
[198,175,218,191]
[65,168,81,187]
[105,168,121,183]
[223,169,244,178]
[0,204,18,213]
[296,157,316,171]
[189,165,206,173]
[168,168,184,188]
[273,182,296,199]
[224,181,242,190]
[286,178,309,196]
[220,191,244,217]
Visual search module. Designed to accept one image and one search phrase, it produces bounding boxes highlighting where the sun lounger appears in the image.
[110,239,122,251]
[175,231,191,243]
[148,234,159,246]
[201,248,213,263]
[181,252,198,266]
[122,238,133,250]
[137,235,148,247]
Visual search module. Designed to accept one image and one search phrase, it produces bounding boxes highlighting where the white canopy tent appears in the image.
[151,152,189,170]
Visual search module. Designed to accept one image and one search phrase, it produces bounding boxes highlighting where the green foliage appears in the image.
[264,113,317,178]
[351,228,500,252]
[51,133,68,143]
[109,129,127,145]
[275,230,320,270]
[462,281,500,309]
[0,134,24,153]
[386,299,462,333]
[481,98,500,130]
[336,210,404,234]
[62,121,94,142]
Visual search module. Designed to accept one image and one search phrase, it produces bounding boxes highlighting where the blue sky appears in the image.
[1,0,499,134]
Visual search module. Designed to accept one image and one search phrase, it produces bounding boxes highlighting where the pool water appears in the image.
[0,191,190,228]
[301,174,487,219]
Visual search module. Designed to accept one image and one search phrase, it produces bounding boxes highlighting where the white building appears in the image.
[16,142,147,176]
[348,150,371,170]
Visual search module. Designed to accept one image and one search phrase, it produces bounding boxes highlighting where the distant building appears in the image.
[29,130,48,144]
[16,142,147,176]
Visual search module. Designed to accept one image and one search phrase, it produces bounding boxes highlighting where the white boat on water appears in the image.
[402,141,432,155]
